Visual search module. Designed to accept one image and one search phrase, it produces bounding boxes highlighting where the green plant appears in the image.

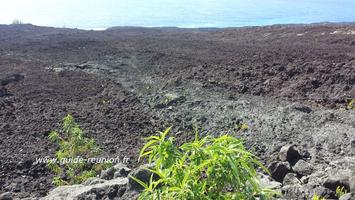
[48,114,110,186]
[336,186,347,198]
[234,122,249,132]
[312,193,325,200]
[346,99,355,110]
[132,127,274,200]
[99,99,111,105]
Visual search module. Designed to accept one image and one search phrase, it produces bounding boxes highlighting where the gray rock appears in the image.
[41,177,128,200]
[258,173,282,190]
[278,144,301,164]
[100,167,115,180]
[311,186,336,199]
[0,192,12,200]
[283,173,301,185]
[99,164,132,180]
[268,161,291,182]
[292,104,313,113]
[293,160,314,176]
[350,169,355,193]
[261,180,282,190]
[339,193,354,200]
[113,163,131,178]
[323,173,350,191]
[82,177,106,186]
[300,176,309,184]
[120,190,140,200]
[155,93,186,108]
[0,74,24,86]
[128,163,158,191]
[306,170,328,185]
[327,158,355,193]
[0,87,9,97]
[281,184,306,199]
[4,183,21,193]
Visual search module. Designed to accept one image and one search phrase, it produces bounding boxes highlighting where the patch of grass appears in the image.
[132,127,274,200]
[48,114,111,186]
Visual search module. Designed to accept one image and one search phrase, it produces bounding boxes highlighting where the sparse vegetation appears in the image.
[48,114,111,186]
[99,99,111,105]
[312,193,325,200]
[335,186,347,198]
[234,121,249,132]
[346,99,355,110]
[132,127,274,200]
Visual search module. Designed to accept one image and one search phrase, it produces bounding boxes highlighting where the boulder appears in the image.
[258,173,282,190]
[0,87,9,97]
[327,158,355,193]
[293,160,314,176]
[120,190,140,200]
[283,173,301,185]
[305,170,328,184]
[0,74,24,86]
[292,104,313,113]
[350,169,355,193]
[281,184,306,199]
[268,161,291,182]
[0,192,12,200]
[100,164,131,180]
[311,186,336,199]
[339,193,354,200]
[82,177,106,186]
[42,177,128,200]
[278,144,301,164]
[100,167,115,180]
[323,173,350,192]
[113,163,131,178]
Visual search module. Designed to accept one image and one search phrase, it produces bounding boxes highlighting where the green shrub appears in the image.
[132,127,274,200]
[48,114,110,186]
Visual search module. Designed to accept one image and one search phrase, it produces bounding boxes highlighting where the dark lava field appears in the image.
[0,23,354,199]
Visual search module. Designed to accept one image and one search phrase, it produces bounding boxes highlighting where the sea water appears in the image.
[1,0,355,29]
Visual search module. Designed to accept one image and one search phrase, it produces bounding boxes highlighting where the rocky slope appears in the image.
[0,23,354,199]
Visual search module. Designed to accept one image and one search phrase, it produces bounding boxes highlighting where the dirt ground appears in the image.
[0,23,354,199]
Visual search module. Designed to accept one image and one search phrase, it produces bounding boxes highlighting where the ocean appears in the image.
[1,0,355,29]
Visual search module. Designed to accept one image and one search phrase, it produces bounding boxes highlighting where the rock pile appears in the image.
[265,145,355,199]
[2,149,354,200]
[40,163,155,200]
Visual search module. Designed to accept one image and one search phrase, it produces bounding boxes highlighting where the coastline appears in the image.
[3,21,355,31]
